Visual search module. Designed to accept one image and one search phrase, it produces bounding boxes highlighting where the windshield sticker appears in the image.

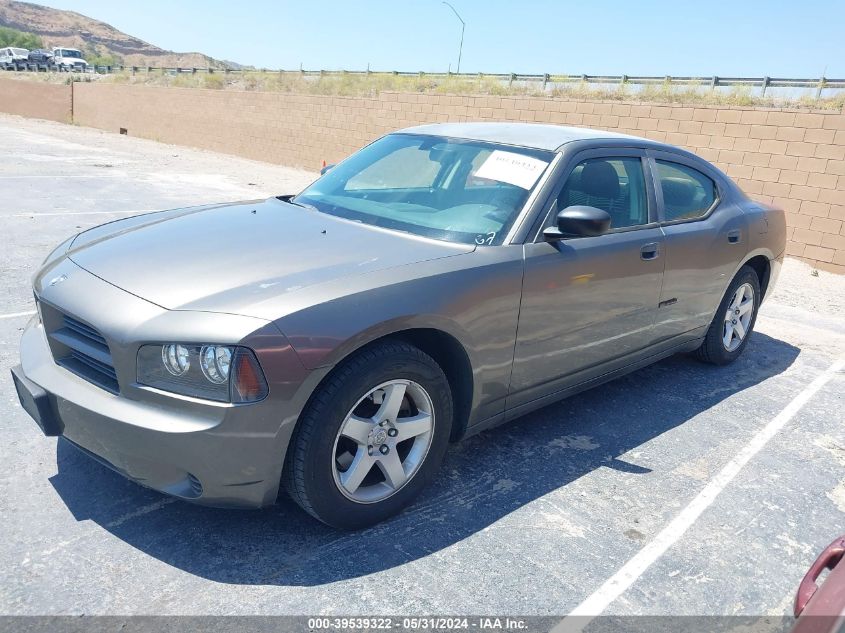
[473,151,549,190]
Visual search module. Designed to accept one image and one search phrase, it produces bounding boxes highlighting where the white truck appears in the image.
[51,47,88,71]
[0,47,29,65]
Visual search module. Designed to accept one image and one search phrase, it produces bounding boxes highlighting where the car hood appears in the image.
[67,197,473,318]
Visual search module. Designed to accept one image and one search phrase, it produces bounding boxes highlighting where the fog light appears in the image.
[161,344,190,376]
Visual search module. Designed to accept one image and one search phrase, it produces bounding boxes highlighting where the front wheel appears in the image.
[694,265,761,365]
[283,340,453,529]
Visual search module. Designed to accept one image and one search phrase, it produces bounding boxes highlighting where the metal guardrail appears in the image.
[3,62,844,98]
[2,62,90,73]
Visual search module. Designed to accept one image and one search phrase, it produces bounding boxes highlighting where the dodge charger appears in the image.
[12,123,785,528]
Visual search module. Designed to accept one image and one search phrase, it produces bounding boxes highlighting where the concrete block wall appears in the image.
[0,78,72,123]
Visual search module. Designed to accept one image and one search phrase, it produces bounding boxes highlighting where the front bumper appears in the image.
[14,260,326,509]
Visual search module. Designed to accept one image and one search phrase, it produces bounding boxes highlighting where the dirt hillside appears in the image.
[0,0,230,67]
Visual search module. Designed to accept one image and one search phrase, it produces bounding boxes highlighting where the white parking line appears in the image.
[557,356,845,628]
[0,310,36,320]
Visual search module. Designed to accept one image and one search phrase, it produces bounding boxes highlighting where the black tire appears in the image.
[283,340,453,529]
[694,265,761,365]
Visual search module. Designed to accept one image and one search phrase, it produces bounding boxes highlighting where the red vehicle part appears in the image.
[793,536,845,633]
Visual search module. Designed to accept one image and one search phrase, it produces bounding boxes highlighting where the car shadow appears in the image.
[49,332,799,586]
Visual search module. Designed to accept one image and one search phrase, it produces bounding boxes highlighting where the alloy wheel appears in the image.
[722,282,754,352]
[331,379,435,503]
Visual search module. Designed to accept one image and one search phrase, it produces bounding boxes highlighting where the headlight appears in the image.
[200,345,231,384]
[162,344,190,376]
[137,344,268,403]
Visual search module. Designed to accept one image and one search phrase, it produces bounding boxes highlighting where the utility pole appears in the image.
[441,1,465,74]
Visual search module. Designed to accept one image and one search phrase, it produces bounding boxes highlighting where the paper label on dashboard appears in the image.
[473,150,549,190]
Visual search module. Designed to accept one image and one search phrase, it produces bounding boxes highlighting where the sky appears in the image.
[36,0,845,77]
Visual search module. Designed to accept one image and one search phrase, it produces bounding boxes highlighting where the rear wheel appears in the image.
[694,265,761,365]
[283,340,453,529]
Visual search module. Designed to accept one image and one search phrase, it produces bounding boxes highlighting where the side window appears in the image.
[557,157,648,229]
[655,160,718,222]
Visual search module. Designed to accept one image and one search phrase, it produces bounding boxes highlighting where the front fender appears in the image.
[301,312,476,373]
[274,247,525,425]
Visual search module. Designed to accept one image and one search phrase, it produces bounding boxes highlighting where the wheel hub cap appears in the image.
[371,428,388,446]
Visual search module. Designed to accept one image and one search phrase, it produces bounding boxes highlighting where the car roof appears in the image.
[397,122,648,152]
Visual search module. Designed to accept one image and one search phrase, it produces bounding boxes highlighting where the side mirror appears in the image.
[320,163,336,175]
[543,205,611,240]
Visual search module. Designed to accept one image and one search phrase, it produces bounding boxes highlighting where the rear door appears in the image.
[508,147,666,409]
[648,150,749,343]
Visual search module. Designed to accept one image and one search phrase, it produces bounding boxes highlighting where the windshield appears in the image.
[11,48,27,55]
[60,49,82,58]
[294,134,553,246]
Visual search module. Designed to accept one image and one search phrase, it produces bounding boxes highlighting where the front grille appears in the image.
[46,311,119,394]
[62,316,107,346]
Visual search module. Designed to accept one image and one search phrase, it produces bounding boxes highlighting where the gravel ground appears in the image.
[769,258,845,318]
[0,114,843,622]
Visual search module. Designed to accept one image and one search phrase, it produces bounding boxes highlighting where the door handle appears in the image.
[727,229,742,244]
[640,242,660,260]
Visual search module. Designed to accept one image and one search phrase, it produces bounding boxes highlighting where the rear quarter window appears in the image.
[655,160,718,222]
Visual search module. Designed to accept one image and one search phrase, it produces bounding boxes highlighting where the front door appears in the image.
[508,149,666,409]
